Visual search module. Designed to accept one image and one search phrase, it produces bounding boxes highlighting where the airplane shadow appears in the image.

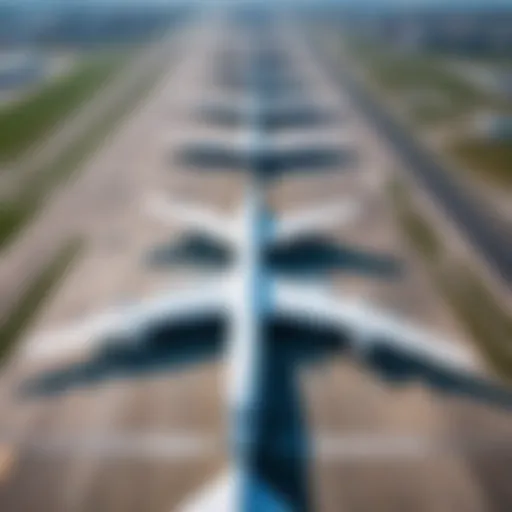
[142,233,402,281]
[216,64,304,94]
[267,235,403,280]
[250,320,344,512]
[144,234,233,270]
[198,106,336,132]
[18,317,512,509]
[364,343,512,410]
[258,318,512,512]
[217,70,307,99]
[19,318,226,398]
[262,110,335,132]
[176,145,357,179]
[19,317,343,512]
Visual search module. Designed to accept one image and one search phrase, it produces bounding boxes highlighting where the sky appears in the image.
[1,0,512,8]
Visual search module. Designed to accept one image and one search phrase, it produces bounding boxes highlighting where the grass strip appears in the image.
[0,238,82,364]
[343,37,506,127]
[391,180,512,379]
[450,138,512,189]
[390,181,441,261]
[0,53,128,164]
[0,50,167,250]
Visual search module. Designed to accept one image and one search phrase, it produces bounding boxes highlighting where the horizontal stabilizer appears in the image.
[177,139,350,176]
[274,280,478,373]
[274,200,361,244]
[22,280,227,361]
[144,192,233,244]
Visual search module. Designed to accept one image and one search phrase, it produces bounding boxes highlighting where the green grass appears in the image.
[372,55,481,101]
[453,55,512,68]
[392,180,512,379]
[0,200,37,248]
[450,138,512,188]
[345,38,499,124]
[390,182,441,261]
[343,35,512,189]
[0,52,128,164]
[0,52,166,251]
[443,267,512,374]
[0,238,82,364]
[356,42,483,95]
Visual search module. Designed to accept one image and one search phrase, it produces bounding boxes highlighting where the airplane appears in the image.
[20,52,512,512]
[183,47,349,179]
[22,158,489,512]
[215,40,307,99]
[198,97,335,131]
[175,127,355,178]
[216,56,303,97]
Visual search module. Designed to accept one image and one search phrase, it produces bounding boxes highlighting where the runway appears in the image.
[0,11,511,512]
[308,29,512,290]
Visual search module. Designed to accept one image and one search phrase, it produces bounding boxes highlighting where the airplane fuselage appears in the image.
[226,174,271,470]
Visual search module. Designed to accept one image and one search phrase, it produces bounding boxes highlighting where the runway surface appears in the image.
[0,12,511,512]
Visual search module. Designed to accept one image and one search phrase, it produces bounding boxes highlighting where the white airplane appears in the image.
[176,127,354,178]
[217,61,302,96]
[21,75,508,512]
[199,100,334,131]
[23,169,485,511]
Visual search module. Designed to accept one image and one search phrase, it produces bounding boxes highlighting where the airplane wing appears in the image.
[199,102,332,131]
[273,200,361,244]
[263,146,343,175]
[274,281,512,409]
[262,107,332,131]
[22,278,229,361]
[144,193,234,245]
[177,140,347,176]
[178,142,247,171]
[274,280,478,374]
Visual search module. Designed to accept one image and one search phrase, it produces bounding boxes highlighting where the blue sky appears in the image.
[1,0,512,8]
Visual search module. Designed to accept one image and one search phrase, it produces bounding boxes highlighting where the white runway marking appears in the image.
[1,432,512,461]
[0,432,215,461]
